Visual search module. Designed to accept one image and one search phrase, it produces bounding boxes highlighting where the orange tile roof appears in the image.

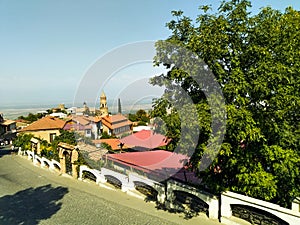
[93,116,102,123]
[1,119,16,126]
[15,119,30,124]
[113,121,132,130]
[93,139,132,150]
[101,114,132,130]
[71,116,90,126]
[20,116,66,132]
[101,114,128,123]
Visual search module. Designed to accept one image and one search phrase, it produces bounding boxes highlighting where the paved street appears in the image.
[0,152,221,225]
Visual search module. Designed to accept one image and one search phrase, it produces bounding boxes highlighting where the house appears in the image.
[15,119,30,130]
[19,116,66,143]
[64,115,101,139]
[101,114,132,137]
[49,112,67,119]
[64,115,92,139]
[104,150,200,183]
[119,129,171,151]
[0,113,17,139]
[66,107,76,114]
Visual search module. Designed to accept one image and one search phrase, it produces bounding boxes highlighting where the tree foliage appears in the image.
[128,109,150,123]
[13,133,33,150]
[51,130,77,151]
[150,0,300,207]
[18,113,44,123]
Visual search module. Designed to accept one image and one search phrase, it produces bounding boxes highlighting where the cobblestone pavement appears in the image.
[0,153,222,225]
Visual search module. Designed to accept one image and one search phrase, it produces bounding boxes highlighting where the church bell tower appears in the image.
[99,92,108,116]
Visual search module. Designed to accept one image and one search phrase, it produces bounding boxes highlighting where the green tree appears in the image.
[136,109,147,120]
[18,112,44,122]
[47,130,77,160]
[129,109,150,124]
[13,133,33,150]
[151,0,300,207]
[101,131,112,139]
[100,142,112,151]
[128,113,138,122]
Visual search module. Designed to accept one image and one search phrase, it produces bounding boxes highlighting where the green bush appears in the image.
[13,133,33,150]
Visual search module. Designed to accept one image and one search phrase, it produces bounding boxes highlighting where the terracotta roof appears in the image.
[15,119,30,124]
[120,129,170,149]
[1,120,16,126]
[20,116,66,132]
[101,114,132,130]
[71,116,90,126]
[64,123,84,131]
[92,139,132,150]
[63,123,92,131]
[93,116,102,123]
[102,114,128,124]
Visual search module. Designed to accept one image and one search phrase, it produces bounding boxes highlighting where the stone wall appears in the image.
[221,191,300,225]
[20,151,300,224]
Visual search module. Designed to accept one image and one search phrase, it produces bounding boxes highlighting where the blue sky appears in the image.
[1,0,300,108]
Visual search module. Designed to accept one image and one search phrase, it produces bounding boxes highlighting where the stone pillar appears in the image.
[121,179,135,192]
[36,141,41,155]
[27,151,33,160]
[292,198,300,212]
[96,174,107,184]
[71,149,78,179]
[18,147,22,156]
[166,184,176,209]
[30,138,40,155]
[220,193,233,221]
[208,197,219,219]
[72,164,78,179]
[155,184,166,204]
[60,155,66,174]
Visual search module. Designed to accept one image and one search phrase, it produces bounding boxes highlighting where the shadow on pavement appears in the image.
[0,148,19,158]
[0,184,68,225]
[0,149,13,158]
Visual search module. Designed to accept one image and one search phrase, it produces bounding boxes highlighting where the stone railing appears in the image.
[21,150,61,172]
[221,191,300,225]
[19,151,300,224]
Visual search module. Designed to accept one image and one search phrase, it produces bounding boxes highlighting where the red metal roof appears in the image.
[106,150,200,183]
[106,150,188,170]
[120,129,170,149]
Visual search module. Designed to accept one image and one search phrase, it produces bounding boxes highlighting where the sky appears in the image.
[1,0,300,109]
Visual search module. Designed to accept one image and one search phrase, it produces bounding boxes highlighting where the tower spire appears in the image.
[118,98,122,114]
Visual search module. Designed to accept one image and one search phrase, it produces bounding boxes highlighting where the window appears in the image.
[50,133,56,142]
